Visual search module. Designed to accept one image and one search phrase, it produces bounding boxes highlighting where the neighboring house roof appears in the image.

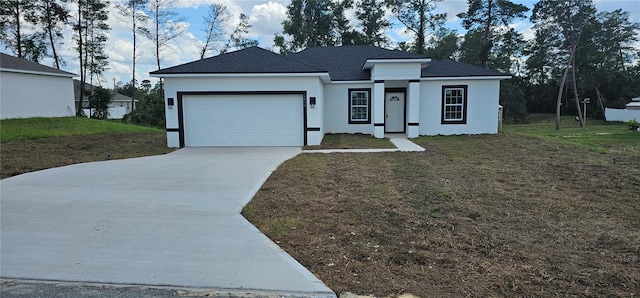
[421,59,509,78]
[73,79,134,103]
[0,52,76,77]
[287,45,428,81]
[150,46,325,75]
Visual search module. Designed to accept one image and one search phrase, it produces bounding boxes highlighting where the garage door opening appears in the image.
[180,93,305,147]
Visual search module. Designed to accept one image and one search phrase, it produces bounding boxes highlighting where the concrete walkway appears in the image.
[1,148,335,297]
[304,135,425,153]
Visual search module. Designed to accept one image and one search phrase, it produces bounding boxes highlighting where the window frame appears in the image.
[348,88,372,124]
[441,85,468,124]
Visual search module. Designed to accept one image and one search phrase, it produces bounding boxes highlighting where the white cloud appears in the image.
[440,0,468,23]
[509,20,535,41]
[248,1,287,43]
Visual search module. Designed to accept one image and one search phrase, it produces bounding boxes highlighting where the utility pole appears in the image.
[582,98,590,127]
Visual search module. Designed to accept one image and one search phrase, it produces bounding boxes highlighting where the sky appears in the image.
[8,0,639,88]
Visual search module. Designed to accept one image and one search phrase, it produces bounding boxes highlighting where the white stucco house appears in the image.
[150,46,511,147]
[0,53,76,119]
[74,79,136,119]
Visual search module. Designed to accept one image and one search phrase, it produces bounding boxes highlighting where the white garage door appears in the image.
[182,94,304,147]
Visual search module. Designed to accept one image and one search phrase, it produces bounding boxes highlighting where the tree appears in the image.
[117,0,149,118]
[146,0,185,70]
[72,0,110,116]
[274,0,349,53]
[199,3,228,59]
[569,9,640,119]
[386,0,446,54]
[426,27,459,59]
[88,86,113,119]
[122,81,165,128]
[532,0,596,129]
[221,13,258,53]
[0,0,45,61]
[355,0,389,46]
[34,0,69,69]
[457,0,528,67]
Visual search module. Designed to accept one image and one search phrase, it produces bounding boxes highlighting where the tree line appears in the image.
[2,0,639,127]
[274,0,640,126]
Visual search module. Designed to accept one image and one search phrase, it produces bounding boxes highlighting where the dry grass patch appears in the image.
[244,132,640,297]
[304,133,395,150]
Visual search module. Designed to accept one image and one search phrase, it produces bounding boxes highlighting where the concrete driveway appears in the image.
[1,147,335,297]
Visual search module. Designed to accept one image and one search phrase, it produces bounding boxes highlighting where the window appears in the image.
[349,88,371,124]
[441,85,467,124]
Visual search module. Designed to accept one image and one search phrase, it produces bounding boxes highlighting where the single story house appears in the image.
[74,79,136,119]
[150,46,510,147]
[0,53,76,119]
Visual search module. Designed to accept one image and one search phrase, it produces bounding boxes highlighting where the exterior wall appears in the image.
[162,76,324,147]
[323,82,374,135]
[0,71,75,119]
[419,79,500,135]
[370,63,422,81]
[605,107,640,122]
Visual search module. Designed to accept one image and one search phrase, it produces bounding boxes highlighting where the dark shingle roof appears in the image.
[0,52,75,76]
[287,46,428,81]
[150,46,325,75]
[422,59,509,77]
[150,46,510,80]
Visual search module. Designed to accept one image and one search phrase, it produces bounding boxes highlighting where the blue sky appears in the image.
[13,0,639,87]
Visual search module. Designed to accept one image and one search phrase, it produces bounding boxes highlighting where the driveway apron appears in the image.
[1,147,335,297]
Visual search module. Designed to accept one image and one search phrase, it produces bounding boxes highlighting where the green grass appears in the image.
[1,117,162,143]
[503,115,639,154]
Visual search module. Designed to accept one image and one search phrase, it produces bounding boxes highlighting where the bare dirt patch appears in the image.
[1,132,174,179]
[244,132,640,297]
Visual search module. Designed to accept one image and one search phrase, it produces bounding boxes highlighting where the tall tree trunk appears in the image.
[44,0,61,69]
[76,2,84,116]
[416,0,425,54]
[571,46,584,127]
[131,4,136,120]
[15,2,23,58]
[480,0,493,67]
[555,52,574,130]
[155,4,160,70]
[595,86,606,121]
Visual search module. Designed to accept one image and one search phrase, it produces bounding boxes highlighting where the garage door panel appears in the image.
[182,94,303,147]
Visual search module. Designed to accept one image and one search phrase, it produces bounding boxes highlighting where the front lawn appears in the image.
[0,117,160,142]
[244,120,640,296]
[1,117,173,178]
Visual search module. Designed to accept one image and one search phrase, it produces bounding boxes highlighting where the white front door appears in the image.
[385,92,405,133]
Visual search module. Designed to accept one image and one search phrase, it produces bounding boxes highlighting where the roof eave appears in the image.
[150,72,330,79]
[1,67,76,78]
[362,58,432,70]
[420,75,512,80]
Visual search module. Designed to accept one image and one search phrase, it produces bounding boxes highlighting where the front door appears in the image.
[385,92,405,133]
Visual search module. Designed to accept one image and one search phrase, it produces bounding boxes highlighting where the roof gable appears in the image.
[287,46,428,81]
[421,59,509,77]
[0,52,75,77]
[150,47,325,75]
